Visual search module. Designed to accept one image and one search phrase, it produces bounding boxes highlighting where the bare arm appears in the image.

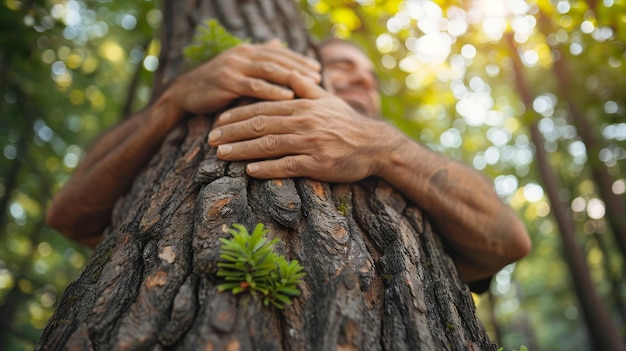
[46,41,321,246]
[377,134,530,281]
[46,97,181,246]
[209,72,531,282]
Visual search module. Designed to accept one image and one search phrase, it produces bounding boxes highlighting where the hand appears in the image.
[208,71,404,183]
[166,40,321,119]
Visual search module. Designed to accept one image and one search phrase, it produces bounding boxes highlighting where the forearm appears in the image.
[46,42,322,246]
[377,133,531,281]
[46,92,181,244]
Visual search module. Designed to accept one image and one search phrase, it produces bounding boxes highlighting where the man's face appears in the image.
[320,41,381,119]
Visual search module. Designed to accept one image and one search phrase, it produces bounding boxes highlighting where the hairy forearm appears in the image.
[377,133,531,281]
[46,92,181,244]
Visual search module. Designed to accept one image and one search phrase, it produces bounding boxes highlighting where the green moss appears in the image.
[381,274,393,285]
[336,194,350,217]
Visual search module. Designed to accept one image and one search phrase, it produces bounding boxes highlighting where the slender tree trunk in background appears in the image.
[36,1,497,350]
[538,12,626,268]
[505,33,626,351]
[0,153,22,234]
[0,95,39,346]
[0,93,34,238]
[120,39,152,119]
[486,292,503,346]
[1,218,47,348]
[511,282,538,351]
[592,232,626,326]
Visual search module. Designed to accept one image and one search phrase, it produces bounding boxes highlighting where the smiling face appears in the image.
[319,40,381,119]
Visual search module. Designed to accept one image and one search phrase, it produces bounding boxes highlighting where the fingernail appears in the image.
[209,129,222,142]
[309,60,321,70]
[218,144,232,156]
[219,112,231,123]
[247,164,259,173]
[309,72,322,82]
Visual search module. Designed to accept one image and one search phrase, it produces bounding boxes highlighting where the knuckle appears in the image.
[295,99,315,110]
[222,55,239,67]
[284,158,300,175]
[237,142,250,156]
[251,116,267,134]
[248,79,263,92]
[295,116,315,129]
[221,125,234,139]
[262,134,281,152]
[236,44,252,54]
[216,69,234,81]
[252,103,266,115]
[260,62,275,74]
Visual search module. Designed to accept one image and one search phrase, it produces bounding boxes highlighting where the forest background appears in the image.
[0,0,624,350]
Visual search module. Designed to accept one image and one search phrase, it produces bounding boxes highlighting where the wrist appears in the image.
[373,124,411,178]
[152,86,185,132]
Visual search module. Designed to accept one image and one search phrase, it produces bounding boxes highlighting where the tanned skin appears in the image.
[47,40,530,283]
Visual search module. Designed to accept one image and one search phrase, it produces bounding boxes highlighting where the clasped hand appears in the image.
[209,71,401,183]
[170,40,401,183]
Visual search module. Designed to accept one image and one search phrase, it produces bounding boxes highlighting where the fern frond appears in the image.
[217,223,306,310]
[183,19,249,65]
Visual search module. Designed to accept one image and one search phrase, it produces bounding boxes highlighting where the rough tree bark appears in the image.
[37,1,497,350]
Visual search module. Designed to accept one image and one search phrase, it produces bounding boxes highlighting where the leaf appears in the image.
[217,282,241,292]
[273,293,293,306]
[216,222,306,310]
[183,19,248,65]
[278,287,301,296]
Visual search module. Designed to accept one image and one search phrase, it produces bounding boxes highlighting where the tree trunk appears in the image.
[37,1,496,350]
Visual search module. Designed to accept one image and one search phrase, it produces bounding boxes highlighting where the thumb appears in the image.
[289,70,326,99]
[267,38,282,47]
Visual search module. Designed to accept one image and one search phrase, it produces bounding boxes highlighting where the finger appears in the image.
[246,155,318,179]
[243,60,321,85]
[232,76,295,102]
[289,71,327,100]
[266,38,282,47]
[259,43,321,72]
[209,115,296,146]
[216,134,300,161]
[217,101,294,126]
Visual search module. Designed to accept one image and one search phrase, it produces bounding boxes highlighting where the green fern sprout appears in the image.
[498,346,528,351]
[183,19,249,65]
[217,223,305,309]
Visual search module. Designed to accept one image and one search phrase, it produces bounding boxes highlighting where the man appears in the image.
[47,39,530,286]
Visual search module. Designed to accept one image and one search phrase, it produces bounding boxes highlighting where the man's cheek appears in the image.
[323,72,343,93]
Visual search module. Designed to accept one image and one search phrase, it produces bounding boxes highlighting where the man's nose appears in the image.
[348,69,376,90]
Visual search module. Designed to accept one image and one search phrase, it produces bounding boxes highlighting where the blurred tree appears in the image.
[506,30,623,350]
[0,0,158,349]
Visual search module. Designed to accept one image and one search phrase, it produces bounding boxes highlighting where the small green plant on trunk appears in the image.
[217,223,305,309]
[184,19,248,64]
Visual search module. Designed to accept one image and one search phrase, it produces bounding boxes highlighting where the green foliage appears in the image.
[183,19,248,65]
[217,223,305,309]
[0,1,158,349]
[498,346,528,351]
